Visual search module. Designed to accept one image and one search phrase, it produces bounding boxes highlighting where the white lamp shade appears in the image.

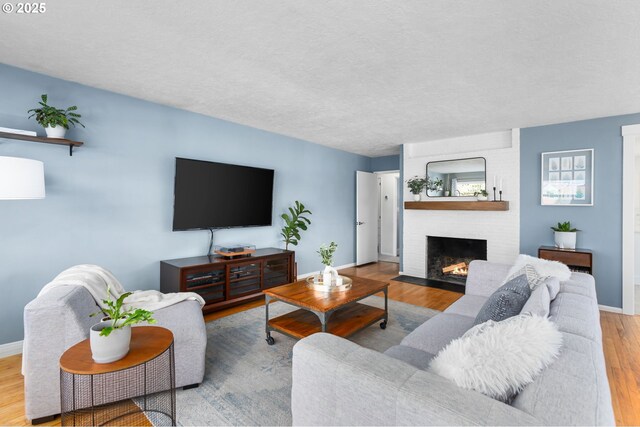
[0,156,45,200]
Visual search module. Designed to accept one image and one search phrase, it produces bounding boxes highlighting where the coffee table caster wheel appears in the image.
[266,335,275,345]
[380,321,387,330]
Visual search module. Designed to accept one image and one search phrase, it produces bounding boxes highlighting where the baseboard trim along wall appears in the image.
[0,340,23,357]
[599,304,624,314]
[297,263,356,280]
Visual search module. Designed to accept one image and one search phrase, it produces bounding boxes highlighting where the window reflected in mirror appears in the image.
[425,157,486,197]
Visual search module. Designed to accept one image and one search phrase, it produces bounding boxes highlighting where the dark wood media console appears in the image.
[160,248,295,313]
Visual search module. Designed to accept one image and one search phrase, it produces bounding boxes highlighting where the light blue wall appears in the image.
[520,113,640,308]
[371,154,400,172]
[0,63,371,344]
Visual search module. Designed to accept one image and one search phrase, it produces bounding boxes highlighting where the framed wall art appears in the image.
[541,148,594,206]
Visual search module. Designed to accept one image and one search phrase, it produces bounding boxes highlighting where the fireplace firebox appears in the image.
[426,236,487,291]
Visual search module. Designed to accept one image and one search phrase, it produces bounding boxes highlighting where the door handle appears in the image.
[356,221,365,225]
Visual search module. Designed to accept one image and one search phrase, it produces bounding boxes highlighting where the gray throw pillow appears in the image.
[474,274,532,326]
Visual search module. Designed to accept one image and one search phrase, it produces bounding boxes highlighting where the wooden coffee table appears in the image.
[263,275,389,345]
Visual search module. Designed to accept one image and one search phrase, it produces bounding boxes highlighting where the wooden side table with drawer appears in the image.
[538,246,593,274]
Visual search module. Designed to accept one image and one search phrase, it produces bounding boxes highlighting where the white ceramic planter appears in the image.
[412,194,421,201]
[44,125,66,139]
[90,321,131,363]
[322,265,338,287]
[554,231,577,249]
[476,195,488,201]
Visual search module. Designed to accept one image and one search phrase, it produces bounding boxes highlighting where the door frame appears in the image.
[622,124,640,315]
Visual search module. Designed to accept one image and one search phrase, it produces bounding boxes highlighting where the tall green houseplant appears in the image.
[281,201,312,250]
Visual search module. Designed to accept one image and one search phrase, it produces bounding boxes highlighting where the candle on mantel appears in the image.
[493,175,497,188]
[499,178,503,191]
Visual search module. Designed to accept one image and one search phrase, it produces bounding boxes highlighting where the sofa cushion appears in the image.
[400,313,475,354]
[550,292,601,343]
[521,282,551,317]
[511,332,614,426]
[384,345,435,370]
[444,295,488,318]
[474,274,531,325]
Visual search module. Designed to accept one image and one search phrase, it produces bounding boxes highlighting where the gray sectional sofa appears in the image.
[23,285,207,423]
[292,260,614,426]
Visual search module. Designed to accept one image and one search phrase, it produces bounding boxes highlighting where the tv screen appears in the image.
[172,157,274,230]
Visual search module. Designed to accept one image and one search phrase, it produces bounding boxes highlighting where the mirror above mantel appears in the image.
[426,157,486,197]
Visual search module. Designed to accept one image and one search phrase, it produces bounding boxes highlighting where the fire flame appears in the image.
[442,262,468,276]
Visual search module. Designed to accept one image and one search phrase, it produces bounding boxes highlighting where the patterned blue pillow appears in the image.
[474,274,532,326]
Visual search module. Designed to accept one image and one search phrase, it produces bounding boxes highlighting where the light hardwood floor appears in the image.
[1,262,638,426]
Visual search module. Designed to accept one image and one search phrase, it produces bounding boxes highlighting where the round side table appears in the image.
[59,326,176,426]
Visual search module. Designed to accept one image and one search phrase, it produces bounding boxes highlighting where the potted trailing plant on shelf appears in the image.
[551,221,579,249]
[317,241,338,286]
[427,176,444,197]
[407,176,427,201]
[89,288,155,363]
[27,94,84,139]
[281,201,312,250]
[474,189,489,201]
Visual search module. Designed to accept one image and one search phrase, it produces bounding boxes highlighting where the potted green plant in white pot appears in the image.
[318,241,338,287]
[551,221,579,249]
[427,176,444,197]
[474,189,489,201]
[89,288,155,363]
[27,94,84,139]
[406,176,426,201]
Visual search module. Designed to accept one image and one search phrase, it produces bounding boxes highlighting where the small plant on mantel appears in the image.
[474,189,489,201]
[407,176,427,201]
[280,201,312,250]
[27,94,84,139]
[551,221,579,250]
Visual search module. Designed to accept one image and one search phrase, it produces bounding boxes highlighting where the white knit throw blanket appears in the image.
[38,264,205,311]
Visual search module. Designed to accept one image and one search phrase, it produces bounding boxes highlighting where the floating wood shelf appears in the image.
[404,201,509,211]
[0,131,84,156]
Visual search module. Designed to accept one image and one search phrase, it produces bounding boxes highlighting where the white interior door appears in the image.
[357,171,378,265]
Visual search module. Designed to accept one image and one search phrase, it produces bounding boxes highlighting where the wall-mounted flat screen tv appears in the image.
[172,157,274,231]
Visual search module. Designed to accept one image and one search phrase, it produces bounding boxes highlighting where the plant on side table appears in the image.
[551,221,579,249]
[89,288,155,364]
[281,201,312,250]
[27,94,85,139]
[407,176,427,201]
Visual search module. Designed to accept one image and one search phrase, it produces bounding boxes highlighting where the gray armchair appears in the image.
[23,285,207,423]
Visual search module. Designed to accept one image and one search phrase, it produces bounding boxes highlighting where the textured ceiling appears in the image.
[1,1,639,156]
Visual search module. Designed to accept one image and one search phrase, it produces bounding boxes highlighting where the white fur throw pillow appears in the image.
[429,314,562,402]
[505,254,572,283]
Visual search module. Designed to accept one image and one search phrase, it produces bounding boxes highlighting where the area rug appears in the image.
[175,296,439,426]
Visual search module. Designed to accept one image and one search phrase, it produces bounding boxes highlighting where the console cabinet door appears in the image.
[263,256,291,289]
[182,266,226,304]
[227,260,262,298]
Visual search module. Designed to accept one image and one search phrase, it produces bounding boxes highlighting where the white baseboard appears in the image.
[297,263,356,280]
[0,340,23,358]
[599,304,623,314]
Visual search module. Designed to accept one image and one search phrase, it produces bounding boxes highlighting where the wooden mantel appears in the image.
[404,201,509,211]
